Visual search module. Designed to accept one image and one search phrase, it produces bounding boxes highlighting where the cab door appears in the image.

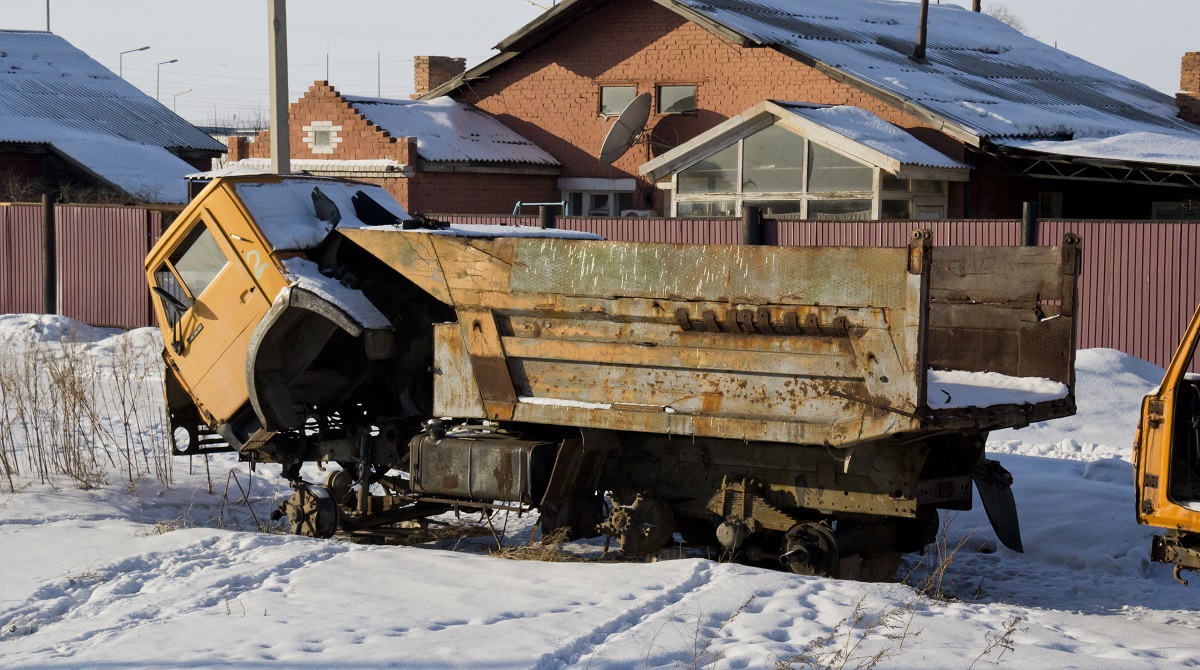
[150,211,271,425]
[1135,304,1200,532]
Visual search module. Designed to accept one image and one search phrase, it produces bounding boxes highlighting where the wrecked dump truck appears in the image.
[147,174,1079,578]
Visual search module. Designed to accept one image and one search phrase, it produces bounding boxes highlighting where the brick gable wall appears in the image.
[242,82,552,214]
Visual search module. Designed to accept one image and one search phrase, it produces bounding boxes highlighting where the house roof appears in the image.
[641,100,969,182]
[0,30,224,202]
[344,95,559,166]
[426,0,1200,167]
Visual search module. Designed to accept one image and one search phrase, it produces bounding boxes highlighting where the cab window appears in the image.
[170,221,228,299]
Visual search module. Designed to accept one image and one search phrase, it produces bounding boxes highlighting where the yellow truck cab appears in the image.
[1134,304,1200,584]
[146,175,404,457]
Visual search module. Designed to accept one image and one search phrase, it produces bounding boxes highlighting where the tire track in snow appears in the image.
[0,531,351,650]
[531,560,716,669]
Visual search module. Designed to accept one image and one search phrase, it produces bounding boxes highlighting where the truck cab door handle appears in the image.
[239,286,257,303]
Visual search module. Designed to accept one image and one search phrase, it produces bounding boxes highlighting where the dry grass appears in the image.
[0,328,173,491]
[491,526,587,563]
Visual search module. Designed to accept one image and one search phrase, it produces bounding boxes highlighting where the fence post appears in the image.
[538,205,556,229]
[42,193,56,315]
[1021,201,1039,246]
[741,206,762,245]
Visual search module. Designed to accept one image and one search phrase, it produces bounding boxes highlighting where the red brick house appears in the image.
[418,0,1200,219]
[230,79,560,214]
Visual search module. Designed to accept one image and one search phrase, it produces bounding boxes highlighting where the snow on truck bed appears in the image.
[926,369,1070,409]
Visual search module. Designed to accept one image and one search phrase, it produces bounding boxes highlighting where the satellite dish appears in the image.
[598,92,652,165]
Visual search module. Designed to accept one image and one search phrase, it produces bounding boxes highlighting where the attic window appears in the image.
[303,121,342,154]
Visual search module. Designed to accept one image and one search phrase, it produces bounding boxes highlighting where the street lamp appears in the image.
[156,59,177,102]
[119,46,149,78]
[173,88,193,113]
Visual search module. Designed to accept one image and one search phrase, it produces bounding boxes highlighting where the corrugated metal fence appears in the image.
[0,204,165,329]
[3,207,1198,367]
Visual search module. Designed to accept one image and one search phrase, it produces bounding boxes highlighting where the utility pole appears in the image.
[45,0,50,31]
[269,0,291,175]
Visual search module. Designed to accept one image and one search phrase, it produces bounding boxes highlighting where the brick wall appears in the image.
[452,0,953,212]
[1179,52,1200,125]
[413,56,466,99]
[242,82,553,213]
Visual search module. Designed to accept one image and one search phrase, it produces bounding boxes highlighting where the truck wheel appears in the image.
[781,522,839,577]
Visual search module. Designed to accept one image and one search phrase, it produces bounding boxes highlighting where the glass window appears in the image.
[676,200,737,218]
[617,192,635,214]
[153,264,188,326]
[808,199,872,220]
[657,85,696,114]
[587,193,612,216]
[678,144,738,195]
[881,172,909,192]
[881,200,911,219]
[808,144,872,193]
[744,200,803,217]
[742,124,806,194]
[170,222,228,300]
[568,193,584,217]
[312,129,332,151]
[912,180,944,194]
[600,86,637,116]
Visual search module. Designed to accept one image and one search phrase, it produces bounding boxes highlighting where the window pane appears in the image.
[170,222,228,299]
[153,264,188,326]
[807,199,872,221]
[808,144,872,193]
[678,144,738,195]
[587,193,612,216]
[912,180,944,194]
[618,192,635,213]
[881,200,911,219]
[744,200,803,217]
[568,193,584,216]
[742,124,805,194]
[600,86,637,116]
[657,85,696,114]
[881,172,908,192]
[676,200,737,218]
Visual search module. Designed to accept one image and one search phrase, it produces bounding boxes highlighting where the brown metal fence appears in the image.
[5,207,1199,368]
[0,204,164,329]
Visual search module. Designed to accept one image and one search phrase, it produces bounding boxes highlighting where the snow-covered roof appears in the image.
[0,31,225,203]
[437,0,1200,169]
[344,96,559,166]
[230,158,413,177]
[775,102,967,170]
[993,132,1200,170]
[641,99,968,183]
[665,0,1194,143]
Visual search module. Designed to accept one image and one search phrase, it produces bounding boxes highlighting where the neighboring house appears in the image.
[419,0,1200,219]
[0,30,225,204]
[229,80,560,214]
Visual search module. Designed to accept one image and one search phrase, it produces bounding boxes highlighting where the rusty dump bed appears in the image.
[339,228,1079,448]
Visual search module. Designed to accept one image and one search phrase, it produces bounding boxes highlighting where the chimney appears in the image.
[1180,52,1200,125]
[911,0,929,62]
[412,56,466,99]
[972,0,981,11]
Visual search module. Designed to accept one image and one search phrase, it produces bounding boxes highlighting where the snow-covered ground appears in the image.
[1,314,1198,668]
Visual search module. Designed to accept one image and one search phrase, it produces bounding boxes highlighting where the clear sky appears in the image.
[2,0,1196,125]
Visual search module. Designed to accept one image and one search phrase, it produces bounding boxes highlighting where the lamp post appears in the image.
[156,59,177,102]
[119,46,150,78]
[172,88,193,113]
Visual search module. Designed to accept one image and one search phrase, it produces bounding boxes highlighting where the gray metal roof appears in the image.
[344,95,559,165]
[669,0,1194,143]
[0,30,224,153]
